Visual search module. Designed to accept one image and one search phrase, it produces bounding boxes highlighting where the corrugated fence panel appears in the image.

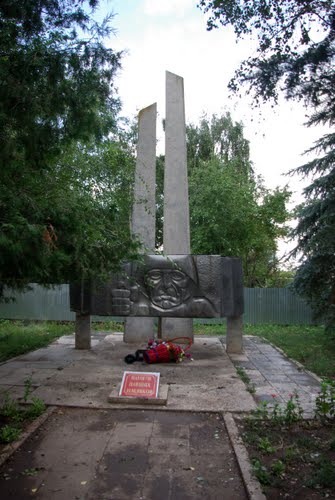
[243,288,314,325]
[0,284,75,321]
[0,285,315,325]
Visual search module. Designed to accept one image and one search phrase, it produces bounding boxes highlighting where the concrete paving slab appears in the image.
[0,408,249,500]
[224,335,321,416]
[0,334,256,412]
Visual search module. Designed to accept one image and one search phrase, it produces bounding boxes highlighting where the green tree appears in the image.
[0,1,138,297]
[0,139,138,297]
[187,112,252,177]
[198,1,335,325]
[189,156,290,287]
[157,113,291,285]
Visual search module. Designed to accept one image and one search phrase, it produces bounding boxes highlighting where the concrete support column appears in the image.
[226,316,243,354]
[162,71,193,341]
[75,312,91,350]
[124,103,157,343]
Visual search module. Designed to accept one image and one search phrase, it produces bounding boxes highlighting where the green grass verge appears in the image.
[0,320,74,362]
[194,322,333,378]
[244,324,335,379]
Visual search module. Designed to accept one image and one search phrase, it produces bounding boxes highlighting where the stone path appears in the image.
[224,335,321,417]
[0,408,247,500]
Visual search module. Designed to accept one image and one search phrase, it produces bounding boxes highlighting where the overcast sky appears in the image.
[99,0,325,258]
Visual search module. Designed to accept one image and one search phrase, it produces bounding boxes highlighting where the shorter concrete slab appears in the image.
[108,384,169,406]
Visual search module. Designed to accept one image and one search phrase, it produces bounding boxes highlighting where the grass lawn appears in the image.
[194,323,334,379]
[0,320,333,379]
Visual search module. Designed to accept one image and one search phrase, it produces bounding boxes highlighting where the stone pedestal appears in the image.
[75,312,91,350]
[162,71,193,341]
[226,316,243,354]
[124,103,157,343]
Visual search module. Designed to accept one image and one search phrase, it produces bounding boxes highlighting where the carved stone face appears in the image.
[145,268,191,309]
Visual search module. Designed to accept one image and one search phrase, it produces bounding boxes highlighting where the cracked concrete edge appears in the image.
[0,405,56,468]
[223,412,267,500]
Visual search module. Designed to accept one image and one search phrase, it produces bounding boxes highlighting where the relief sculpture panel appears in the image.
[70,255,243,319]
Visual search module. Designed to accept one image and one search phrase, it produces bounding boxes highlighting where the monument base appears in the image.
[75,313,91,349]
[160,317,193,342]
[124,317,156,343]
[108,384,169,406]
[226,316,243,354]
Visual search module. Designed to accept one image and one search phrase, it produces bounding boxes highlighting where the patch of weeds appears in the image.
[257,437,275,454]
[282,444,300,464]
[21,468,39,477]
[243,430,259,446]
[307,459,335,488]
[0,424,21,443]
[235,366,256,394]
[252,459,272,485]
[23,378,33,403]
[315,380,335,420]
[25,397,46,419]
[271,459,285,478]
[0,380,46,447]
[92,321,124,332]
[296,435,319,450]
[1,393,22,423]
[249,392,304,427]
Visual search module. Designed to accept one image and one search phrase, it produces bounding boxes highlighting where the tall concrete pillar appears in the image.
[226,316,243,353]
[124,103,157,343]
[162,71,193,341]
[75,312,91,349]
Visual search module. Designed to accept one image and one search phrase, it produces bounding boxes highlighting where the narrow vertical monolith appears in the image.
[75,312,91,349]
[226,316,243,353]
[162,71,193,340]
[124,103,157,343]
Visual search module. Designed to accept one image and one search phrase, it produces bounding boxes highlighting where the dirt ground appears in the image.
[237,416,335,499]
[0,407,248,500]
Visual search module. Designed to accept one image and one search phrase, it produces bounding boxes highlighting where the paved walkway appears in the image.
[0,332,322,499]
[225,336,321,417]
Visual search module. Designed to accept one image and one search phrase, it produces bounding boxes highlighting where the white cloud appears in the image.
[143,0,194,17]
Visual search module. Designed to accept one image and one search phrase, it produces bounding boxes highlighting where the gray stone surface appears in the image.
[0,333,255,412]
[70,255,244,320]
[226,316,243,353]
[130,103,157,251]
[75,312,91,349]
[108,384,169,405]
[225,335,321,417]
[125,103,157,342]
[163,71,192,340]
[0,409,248,500]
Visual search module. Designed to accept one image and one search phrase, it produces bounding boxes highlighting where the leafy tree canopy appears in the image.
[0,1,139,298]
[157,113,291,286]
[198,0,334,106]
[0,138,138,297]
[0,0,122,173]
[199,1,335,328]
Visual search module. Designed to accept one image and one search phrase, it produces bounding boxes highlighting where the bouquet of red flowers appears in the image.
[143,337,193,364]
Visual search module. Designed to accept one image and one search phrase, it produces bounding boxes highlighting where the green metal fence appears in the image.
[0,284,314,325]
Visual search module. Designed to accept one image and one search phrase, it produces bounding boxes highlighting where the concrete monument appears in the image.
[162,71,193,340]
[71,71,244,353]
[124,103,157,342]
